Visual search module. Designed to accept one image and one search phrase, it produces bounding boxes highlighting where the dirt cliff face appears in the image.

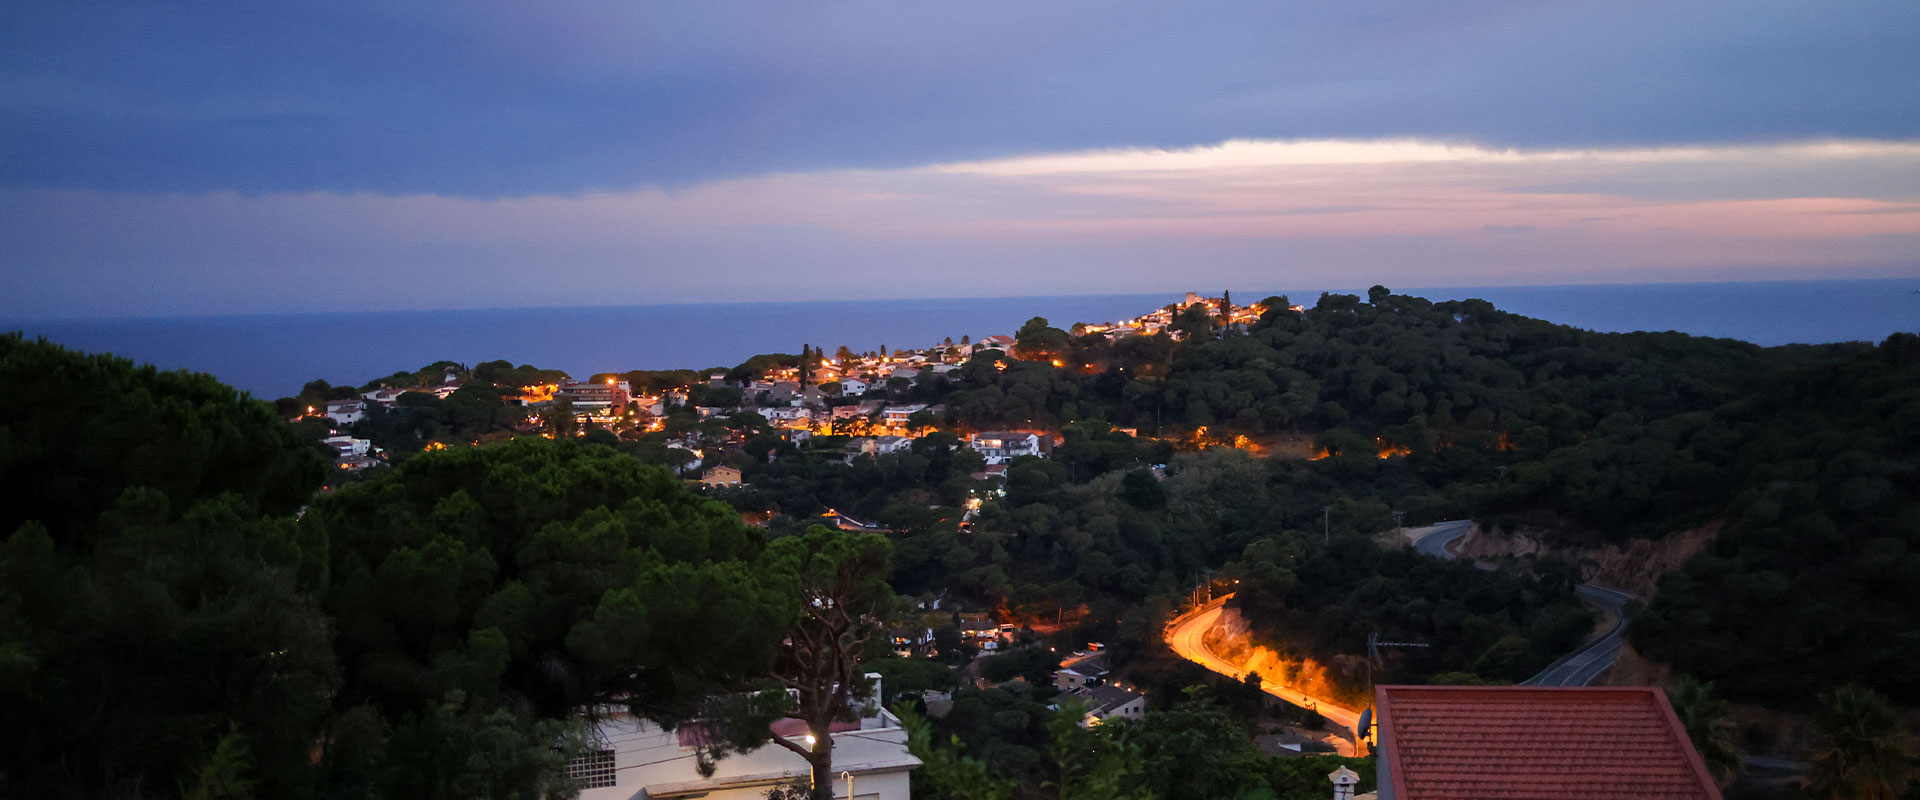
[1203,607,1355,705]
[1454,521,1720,598]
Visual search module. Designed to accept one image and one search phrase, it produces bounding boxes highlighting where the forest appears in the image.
[269,288,1919,709]
[5,281,1917,797]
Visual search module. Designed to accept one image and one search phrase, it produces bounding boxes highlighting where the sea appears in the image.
[7,279,1916,400]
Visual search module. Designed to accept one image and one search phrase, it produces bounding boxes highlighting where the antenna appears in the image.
[1365,632,1429,699]
[1362,632,1429,755]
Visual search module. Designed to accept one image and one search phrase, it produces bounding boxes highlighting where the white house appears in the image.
[321,435,371,458]
[756,406,814,427]
[967,432,1042,464]
[880,404,926,429]
[844,436,917,463]
[973,335,1015,353]
[573,680,919,800]
[360,387,406,407]
[840,377,870,396]
[324,400,366,425]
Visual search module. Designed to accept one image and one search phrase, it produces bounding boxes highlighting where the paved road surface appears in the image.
[1405,520,1473,558]
[1165,596,1361,753]
[1521,584,1634,686]
[1407,521,1636,686]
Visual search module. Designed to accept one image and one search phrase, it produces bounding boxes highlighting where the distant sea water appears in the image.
[7,279,1916,399]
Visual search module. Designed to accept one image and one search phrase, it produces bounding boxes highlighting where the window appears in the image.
[567,748,617,789]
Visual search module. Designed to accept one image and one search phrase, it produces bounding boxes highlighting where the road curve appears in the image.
[1521,584,1634,687]
[1406,520,1473,559]
[1407,521,1636,687]
[1165,596,1361,747]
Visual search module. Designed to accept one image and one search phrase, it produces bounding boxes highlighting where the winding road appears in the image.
[1161,521,1638,754]
[1403,522,1635,686]
[1165,596,1361,752]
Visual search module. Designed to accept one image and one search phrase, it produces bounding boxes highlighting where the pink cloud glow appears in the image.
[4,137,1917,317]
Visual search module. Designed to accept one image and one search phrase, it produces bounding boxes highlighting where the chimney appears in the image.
[862,671,884,719]
[1328,765,1360,800]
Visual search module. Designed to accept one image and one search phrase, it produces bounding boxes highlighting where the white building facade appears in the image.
[573,698,919,800]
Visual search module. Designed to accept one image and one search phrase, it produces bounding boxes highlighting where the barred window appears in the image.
[567,748,617,789]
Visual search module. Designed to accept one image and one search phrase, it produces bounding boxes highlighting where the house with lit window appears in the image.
[756,406,813,428]
[879,404,926,430]
[967,432,1041,464]
[1066,684,1144,727]
[700,465,742,488]
[1052,648,1110,691]
[560,380,631,411]
[571,676,920,800]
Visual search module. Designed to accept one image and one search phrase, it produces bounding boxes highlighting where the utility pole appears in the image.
[1322,505,1331,544]
[1392,510,1406,538]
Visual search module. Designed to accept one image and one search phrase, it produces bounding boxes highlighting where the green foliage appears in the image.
[0,337,335,800]
[980,645,1064,686]
[474,359,569,388]
[866,656,958,707]
[1667,676,1741,787]
[311,437,791,723]
[1014,317,1071,364]
[1224,530,1591,696]
[1804,683,1918,800]
[1633,336,1920,705]
[1122,699,1275,800]
[1046,702,1153,800]
[179,725,257,800]
[1,334,326,538]
[898,704,1016,800]
[1264,756,1377,800]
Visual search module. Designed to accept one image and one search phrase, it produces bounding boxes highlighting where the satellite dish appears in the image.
[1358,707,1373,737]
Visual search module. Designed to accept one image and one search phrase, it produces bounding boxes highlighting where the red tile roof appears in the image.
[1374,685,1721,800]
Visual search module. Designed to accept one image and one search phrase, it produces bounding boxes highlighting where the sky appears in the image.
[3,1,1918,319]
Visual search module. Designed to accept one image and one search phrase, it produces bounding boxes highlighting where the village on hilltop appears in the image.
[301,292,1284,490]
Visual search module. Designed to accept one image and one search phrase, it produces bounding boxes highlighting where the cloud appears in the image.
[2,1,1916,195]
[3,136,1917,319]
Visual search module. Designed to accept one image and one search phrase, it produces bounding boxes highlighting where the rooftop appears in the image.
[1374,685,1721,800]
[1074,684,1142,714]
